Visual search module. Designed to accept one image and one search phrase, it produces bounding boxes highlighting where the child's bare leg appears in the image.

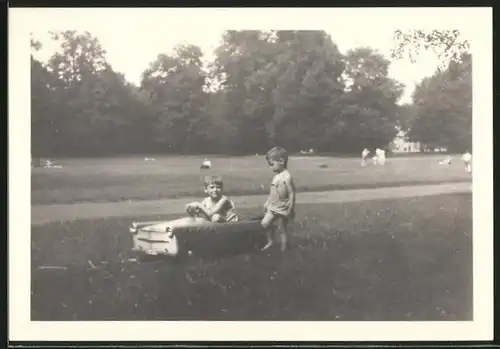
[260,211,276,251]
[262,230,274,251]
[276,217,288,252]
[280,233,287,252]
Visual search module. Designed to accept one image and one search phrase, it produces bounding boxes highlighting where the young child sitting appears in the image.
[186,175,238,222]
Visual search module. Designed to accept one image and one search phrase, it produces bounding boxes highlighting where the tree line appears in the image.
[31,29,472,157]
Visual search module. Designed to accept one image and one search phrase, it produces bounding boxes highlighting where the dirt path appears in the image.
[31,182,472,225]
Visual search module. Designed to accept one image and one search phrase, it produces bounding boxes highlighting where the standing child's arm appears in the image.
[285,176,296,218]
[263,183,270,211]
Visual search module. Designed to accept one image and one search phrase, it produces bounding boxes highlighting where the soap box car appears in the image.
[129,215,266,259]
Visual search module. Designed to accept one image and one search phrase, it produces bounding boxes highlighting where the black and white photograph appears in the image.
[9,7,493,342]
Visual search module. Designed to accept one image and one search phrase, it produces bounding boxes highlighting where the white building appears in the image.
[390,129,421,153]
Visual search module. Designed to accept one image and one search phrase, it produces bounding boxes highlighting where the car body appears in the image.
[129,215,266,258]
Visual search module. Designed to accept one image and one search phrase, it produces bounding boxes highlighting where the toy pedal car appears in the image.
[129,215,266,259]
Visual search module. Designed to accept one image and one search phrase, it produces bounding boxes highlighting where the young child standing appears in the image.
[261,146,296,252]
[186,175,238,222]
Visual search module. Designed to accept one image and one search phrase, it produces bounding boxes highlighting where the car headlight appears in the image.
[165,226,174,238]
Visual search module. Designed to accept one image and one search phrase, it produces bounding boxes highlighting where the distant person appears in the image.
[186,175,238,222]
[461,151,472,174]
[439,156,453,165]
[373,148,386,165]
[377,148,386,166]
[361,148,370,167]
[200,158,212,169]
[261,146,296,252]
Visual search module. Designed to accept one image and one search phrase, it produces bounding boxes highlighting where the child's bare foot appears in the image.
[260,241,273,251]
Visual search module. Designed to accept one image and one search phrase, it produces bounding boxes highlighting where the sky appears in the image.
[27,8,475,104]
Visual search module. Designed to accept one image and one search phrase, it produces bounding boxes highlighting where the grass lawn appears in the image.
[31,155,471,205]
[31,193,472,321]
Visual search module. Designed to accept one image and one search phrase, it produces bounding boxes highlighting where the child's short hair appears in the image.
[266,146,289,167]
[204,175,223,188]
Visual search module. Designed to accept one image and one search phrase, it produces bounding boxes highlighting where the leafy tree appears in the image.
[210,30,277,154]
[394,103,417,134]
[31,29,422,157]
[211,30,346,154]
[33,30,151,156]
[391,29,470,69]
[141,44,209,153]
[31,39,61,156]
[203,90,239,153]
[329,48,403,152]
[47,30,109,86]
[269,30,346,152]
[408,53,472,152]
[391,29,472,152]
[40,31,111,154]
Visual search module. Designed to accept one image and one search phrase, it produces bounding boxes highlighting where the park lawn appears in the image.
[31,155,471,205]
[31,193,472,321]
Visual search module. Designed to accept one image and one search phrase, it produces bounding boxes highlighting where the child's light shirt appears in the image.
[266,169,295,217]
[200,195,237,221]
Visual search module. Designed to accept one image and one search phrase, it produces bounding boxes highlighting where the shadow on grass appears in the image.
[31,194,472,321]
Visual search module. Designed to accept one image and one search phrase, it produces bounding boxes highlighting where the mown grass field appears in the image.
[31,193,472,321]
[31,154,471,205]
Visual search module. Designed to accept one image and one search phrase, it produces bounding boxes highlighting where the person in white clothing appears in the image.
[361,148,370,167]
[461,151,472,174]
[439,156,452,165]
[372,148,379,165]
[377,148,386,166]
[200,158,212,169]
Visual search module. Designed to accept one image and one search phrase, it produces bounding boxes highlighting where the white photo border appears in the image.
[9,7,493,342]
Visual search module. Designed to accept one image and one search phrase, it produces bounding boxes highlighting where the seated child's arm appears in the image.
[195,197,230,220]
[186,200,209,220]
[186,201,198,214]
